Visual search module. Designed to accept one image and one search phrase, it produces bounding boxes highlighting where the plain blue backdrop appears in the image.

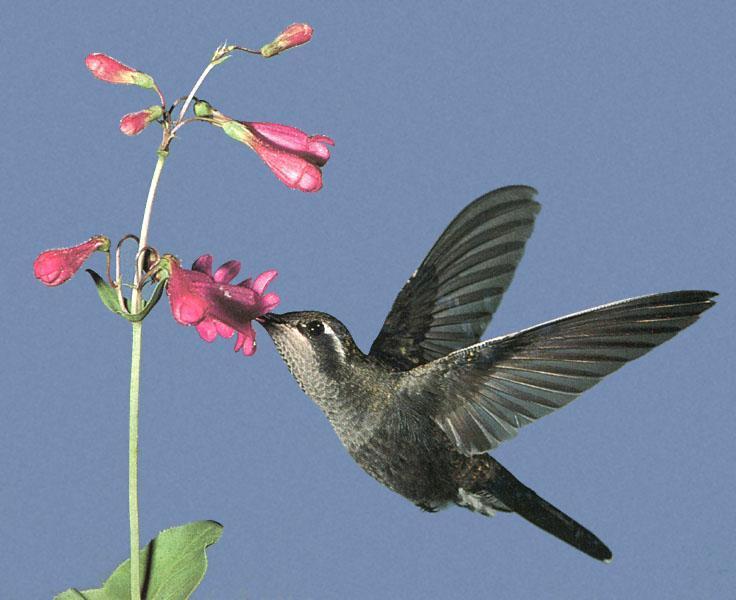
[2,2,734,598]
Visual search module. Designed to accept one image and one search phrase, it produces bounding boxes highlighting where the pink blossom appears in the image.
[34,236,110,287]
[85,53,154,88]
[261,23,313,58]
[222,120,334,192]
[119,105,163,136]
[167,255,279,356]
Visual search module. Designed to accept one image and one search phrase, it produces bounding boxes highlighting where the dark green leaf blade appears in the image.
[86,269,125,316]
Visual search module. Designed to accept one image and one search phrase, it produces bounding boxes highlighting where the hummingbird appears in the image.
[258,185,715,561]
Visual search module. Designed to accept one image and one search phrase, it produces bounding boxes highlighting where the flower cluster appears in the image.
[40,24,328,358]
[167,255,280,356]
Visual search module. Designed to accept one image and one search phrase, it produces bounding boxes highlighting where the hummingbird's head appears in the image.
[257,311,363,387]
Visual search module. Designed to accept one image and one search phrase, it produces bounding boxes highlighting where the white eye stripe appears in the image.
[321,322,347,360]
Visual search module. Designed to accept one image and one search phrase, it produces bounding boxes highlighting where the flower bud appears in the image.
[261,23,313,58]
[194,100,214,118]
[85,53,155,89]
[119,105,163,136]
[34,236,110,287]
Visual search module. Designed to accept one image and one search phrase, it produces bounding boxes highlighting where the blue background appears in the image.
[2,2,734,598]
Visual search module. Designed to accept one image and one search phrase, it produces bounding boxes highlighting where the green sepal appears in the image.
[222,119,249,142]
[54,520,224,600]
[86,269,126,317]
[147,105,164,122]
[131,71,155,89]
[260,42,279,58]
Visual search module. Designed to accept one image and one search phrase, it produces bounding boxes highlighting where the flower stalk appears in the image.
[128,320,143,600]
[126,151,168,600]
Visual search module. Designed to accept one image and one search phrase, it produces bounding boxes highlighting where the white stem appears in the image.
[132,154,167,312]
[176,61,216,125]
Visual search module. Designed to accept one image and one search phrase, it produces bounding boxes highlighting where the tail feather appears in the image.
[487,461,612,562]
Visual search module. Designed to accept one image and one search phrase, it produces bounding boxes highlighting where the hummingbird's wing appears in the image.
[370,186,540,369]
[403,290,716,455]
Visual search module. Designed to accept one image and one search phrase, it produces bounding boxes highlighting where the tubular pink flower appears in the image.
[222,120,334,192]
[261,23,313,58]
[246,122,332,166]
[85,53,154,88]
[119,105,163,136]
[34,236,110,287]
[167,255,280,356]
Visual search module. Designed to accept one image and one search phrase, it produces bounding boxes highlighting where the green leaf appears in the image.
[86,269,125,316]
[55,591,87,599]
[54,520,223,600]
[87,270,167,323]
[126,279,167,322]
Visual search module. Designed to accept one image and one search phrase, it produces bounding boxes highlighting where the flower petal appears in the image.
[260,292,281,313]
[215,320,235,339]
[234,322,257,356]
[196,319,219,342]
[214,260,241,283]
[167,260,209,325]
[254,143,324,192]
[251,269,278,294]
[192,255,213,275]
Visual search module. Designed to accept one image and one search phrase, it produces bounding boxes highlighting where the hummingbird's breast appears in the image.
[281,348,477,509]
[346,401,463,510]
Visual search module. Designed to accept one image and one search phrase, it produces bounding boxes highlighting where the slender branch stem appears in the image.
[175,61,217,126]
[132,153,167,310]
[128,320,143,600]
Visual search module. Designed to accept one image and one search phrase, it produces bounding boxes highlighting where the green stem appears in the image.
[128,320,143,600]
[127,151,168,600]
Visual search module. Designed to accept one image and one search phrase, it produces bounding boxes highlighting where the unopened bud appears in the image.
[119,105,164,136]
[261,23,313,58]
[85,53,155,89]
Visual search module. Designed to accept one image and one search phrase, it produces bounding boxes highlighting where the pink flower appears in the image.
[167,255,279,356]
[120,105,164,136]
[261,23,313,58]
[34,236,110,287]
[222,120,334,192]
[85,53,154,89]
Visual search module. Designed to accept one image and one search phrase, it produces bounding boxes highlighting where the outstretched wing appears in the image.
[370,186,540,369]
[402,291,716,455]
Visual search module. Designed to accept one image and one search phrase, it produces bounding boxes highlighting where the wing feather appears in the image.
[402,290,716,455]
[370,186,540,368]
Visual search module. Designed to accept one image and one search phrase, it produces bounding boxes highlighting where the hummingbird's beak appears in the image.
[256,312,285,327]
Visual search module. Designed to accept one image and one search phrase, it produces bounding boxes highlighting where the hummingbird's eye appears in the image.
[305,320,325,337]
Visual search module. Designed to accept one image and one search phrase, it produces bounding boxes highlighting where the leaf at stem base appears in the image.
[54,520,223,600]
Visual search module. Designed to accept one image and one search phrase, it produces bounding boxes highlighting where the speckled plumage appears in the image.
[259,186,715,562]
